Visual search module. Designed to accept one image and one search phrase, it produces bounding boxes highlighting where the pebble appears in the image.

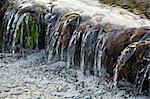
[3,88,10,92]
[0,65,3,68]
[72,96,79,99]
[11,92,22,96]
[36,96,41,99]
[84,96,92,99]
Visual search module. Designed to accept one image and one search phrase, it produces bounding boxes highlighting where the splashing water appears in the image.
[113,34,150,91]
[1,0,150,95]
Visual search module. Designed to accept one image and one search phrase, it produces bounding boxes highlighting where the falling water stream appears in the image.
[0,0,150,98]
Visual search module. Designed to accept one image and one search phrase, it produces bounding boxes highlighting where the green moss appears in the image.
[20,14,40,51]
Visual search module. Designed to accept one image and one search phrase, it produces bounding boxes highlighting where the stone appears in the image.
[84,95,92,99]
[72,96,79,99]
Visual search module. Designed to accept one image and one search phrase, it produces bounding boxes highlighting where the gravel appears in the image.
[0,50,149,99]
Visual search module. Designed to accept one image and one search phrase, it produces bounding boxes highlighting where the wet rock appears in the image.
[0,65,4,68]
[0,0,149,96]
[84,95,93,99]
[72,96,79,99]
[36,96,41,99]
[57,13,80,48]
[3,88,10,92]
[11,92,22,96]
[56,85,68,92]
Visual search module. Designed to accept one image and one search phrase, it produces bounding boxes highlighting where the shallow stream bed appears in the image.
[0,50,149,99]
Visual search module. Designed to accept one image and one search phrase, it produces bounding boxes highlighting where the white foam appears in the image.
[15,0,150,28]
[31,0,150,28]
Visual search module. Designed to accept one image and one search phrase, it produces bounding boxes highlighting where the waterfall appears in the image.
[1,2,46,53]
[0,0,150,94]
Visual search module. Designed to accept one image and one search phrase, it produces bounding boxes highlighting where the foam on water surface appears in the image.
[30,0,150,28]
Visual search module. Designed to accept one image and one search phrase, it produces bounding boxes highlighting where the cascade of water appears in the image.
[48,13,80,61]
[46,12,65,61]
[56,19,68,60]
[113,34,150,88]
[8,11,20,52]
[113,44,137,87]
[80,26,100,75]
[133,38,150,93]
[1,0,150,94]
[45,13,60,49]
[2,6,46,53]
[46,14,60,58]
[12,13,27,53]
[93,27,105,76]
[6,10,16,48]
[49,23,63,61]
[3,9,15,51]
[80,27,92,73]
[20,18,25,55]
[67,28,83,69]
[138,64,150,93]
